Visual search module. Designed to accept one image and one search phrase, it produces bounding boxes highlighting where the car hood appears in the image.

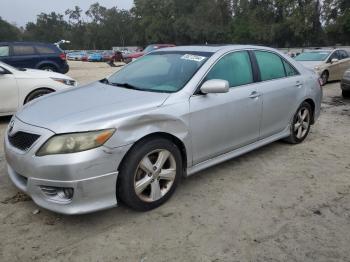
[16,82,170,133]
[15,68,74,80]
[297,61,323,69]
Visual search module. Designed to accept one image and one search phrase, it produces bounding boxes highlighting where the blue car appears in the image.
[67,51,85,61]
[0,42,69,73]
[88,52,103,62]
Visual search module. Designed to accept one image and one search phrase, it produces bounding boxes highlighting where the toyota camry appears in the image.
[4,45,322,214]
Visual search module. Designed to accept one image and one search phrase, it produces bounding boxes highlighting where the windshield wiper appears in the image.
[111,82,142,91]
[100,79,143,91]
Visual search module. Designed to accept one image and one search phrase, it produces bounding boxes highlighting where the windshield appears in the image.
[144,45,159,54]
[295,51,331,61]
[107,51,211,93]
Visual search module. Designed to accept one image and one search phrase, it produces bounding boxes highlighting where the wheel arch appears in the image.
[37,61,59,71]
[304,98,316,124]
[117,132,188,174]
[24,87,55,104]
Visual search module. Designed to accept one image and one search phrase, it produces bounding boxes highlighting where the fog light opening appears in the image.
[40,185,74,201]
[57,188,74,200]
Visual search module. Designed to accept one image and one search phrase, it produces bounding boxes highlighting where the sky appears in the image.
[0,0,134,27]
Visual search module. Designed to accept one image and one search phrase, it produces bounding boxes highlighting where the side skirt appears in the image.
[186,126,290,176]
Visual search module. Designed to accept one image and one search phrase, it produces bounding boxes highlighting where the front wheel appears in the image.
[118,138,182,211]
[39,65,57,72]
[285,102,312,144]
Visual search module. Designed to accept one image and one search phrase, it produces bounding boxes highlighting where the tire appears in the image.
[24,89,54,104]
[342,90,350,99]
[118,138,183,211]
[321,71,329,86]
[39,65,57,72]
[285,102,312,144]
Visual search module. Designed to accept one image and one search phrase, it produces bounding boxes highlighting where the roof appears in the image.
[0,41,53,45]
[157,45,277,53]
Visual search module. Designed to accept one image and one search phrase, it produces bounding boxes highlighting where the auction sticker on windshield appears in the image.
[181,54,206,62]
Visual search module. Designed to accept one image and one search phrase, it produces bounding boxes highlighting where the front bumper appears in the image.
[4,117,132,215]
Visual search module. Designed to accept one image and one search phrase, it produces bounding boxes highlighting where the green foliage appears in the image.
[0,1,349,48]
[0,17,21,41]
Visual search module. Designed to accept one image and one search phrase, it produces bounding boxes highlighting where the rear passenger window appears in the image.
[35,45,57,54]
[206,51,253,87]
[13,45,36,56]
[283,60,298,77]
[0,46,9,57]
[255,51,285,81]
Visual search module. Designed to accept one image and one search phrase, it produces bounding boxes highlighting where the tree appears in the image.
[0,17,21,41]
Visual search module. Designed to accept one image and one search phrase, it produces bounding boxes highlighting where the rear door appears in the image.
[11,43,38,69]
[253,50,304,139]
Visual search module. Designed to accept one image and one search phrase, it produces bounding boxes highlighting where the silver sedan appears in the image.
[4,45,322,214]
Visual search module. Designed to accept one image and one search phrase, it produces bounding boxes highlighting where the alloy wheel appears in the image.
[294,107,310,139]
[134,149,176,202]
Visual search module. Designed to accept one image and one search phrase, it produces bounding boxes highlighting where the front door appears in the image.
[189,51,261,165]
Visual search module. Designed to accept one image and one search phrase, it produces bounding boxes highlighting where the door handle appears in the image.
[296,81,303,87]
[249,91,261,99]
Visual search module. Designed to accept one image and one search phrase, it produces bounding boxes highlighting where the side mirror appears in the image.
[331,58,339,64]
[200,79,229,94]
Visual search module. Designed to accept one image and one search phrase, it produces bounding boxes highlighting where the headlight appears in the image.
[36,129,115,156]
[51,78,77,86]
[314,66,320,71]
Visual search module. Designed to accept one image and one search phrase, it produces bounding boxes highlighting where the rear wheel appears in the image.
[24,89,54,104]
[39,65,57,72]
[342,90,350,99]
[285,102,312,144]
[118,138,182,211]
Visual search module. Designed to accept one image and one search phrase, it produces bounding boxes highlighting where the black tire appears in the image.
[342,90,350,99]
[24,89,54,104]
[285,102,312,144]
[321,71,329,86]
[118,138,182,211]
[39,65,58,72]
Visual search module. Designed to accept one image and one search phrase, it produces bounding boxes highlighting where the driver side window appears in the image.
[205,51,253,88]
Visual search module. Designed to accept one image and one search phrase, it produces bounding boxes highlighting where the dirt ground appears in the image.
[0,61,350,262]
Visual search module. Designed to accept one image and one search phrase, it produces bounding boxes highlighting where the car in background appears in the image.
[0,61,77,116]
[0,42,69,74]
[295,49,350,85]
[4,45,322,214]
[67,51,85,61]
[88,52,103,62]
[341,69,350,98]
[123,44,176,63]
[102,51,115,62]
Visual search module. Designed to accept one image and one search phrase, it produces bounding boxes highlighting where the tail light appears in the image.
[59,53,66,61]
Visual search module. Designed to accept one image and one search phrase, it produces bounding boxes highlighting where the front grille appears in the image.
[8,131,40,151]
